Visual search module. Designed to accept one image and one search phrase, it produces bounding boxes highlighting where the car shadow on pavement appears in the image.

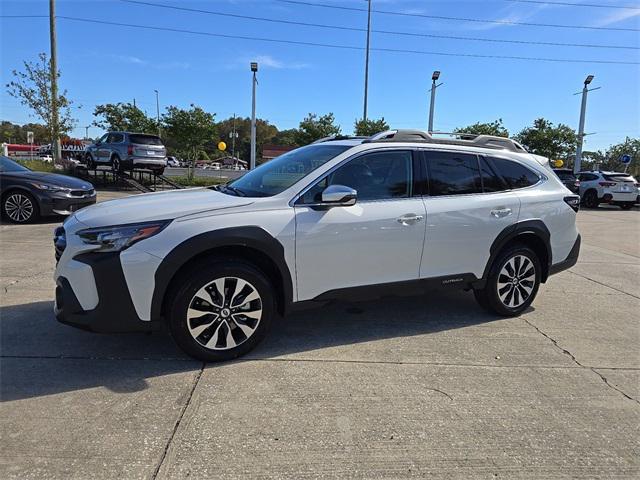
[0,289,510,402]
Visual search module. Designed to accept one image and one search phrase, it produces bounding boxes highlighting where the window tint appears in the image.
[427,151,482,196]
[491,157,540,189]
[479,156,504,192]
[300,150,413,203]
[129,134,163,146]
[98,133,109,144]
[578,173,597,181]
[554,170,576,181]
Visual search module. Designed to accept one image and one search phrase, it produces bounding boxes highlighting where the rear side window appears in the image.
[129,134,163,146]
[427,151,482,196]
[491,157,540,189]
[479,156,505,192]
[554,170,576,182]
[578,173,598,181]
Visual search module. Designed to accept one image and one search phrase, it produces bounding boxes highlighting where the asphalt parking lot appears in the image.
[1,191,638,479]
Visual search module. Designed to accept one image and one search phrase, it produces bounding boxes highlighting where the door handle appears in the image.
[490,207,512,218]
[397,214,424,225]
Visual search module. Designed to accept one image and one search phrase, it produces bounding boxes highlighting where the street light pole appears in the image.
[49,0,61,164]
[154,89,161,137]
[574,75,594,174]
[230,113,237,160]
[85,125,90,140]
[250,62,258,170]
[428,70,441,134]
[363,0,372,121]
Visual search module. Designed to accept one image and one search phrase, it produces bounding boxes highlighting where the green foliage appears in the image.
[581,137,640,176]
[515,118,577,160]
[272,128,299,146]
[216,116,278,162]
[15,159,56,172]
[93,102,157,133]
[162,104,217,161]
[454,119,509,138]
[6,52,76,142]
[354,117,389,136]
[0,121,50,144]
[295,113,341,145]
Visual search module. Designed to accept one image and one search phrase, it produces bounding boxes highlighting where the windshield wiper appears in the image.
[214,184,246,197]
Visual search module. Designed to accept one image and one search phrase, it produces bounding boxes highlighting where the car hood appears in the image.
[6,171,94,189]
[73,187,253,227]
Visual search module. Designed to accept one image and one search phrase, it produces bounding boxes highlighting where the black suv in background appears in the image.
[553,168,580,194]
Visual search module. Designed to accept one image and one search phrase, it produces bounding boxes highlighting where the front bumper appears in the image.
[54,252,157,333]
[39,192,97,216]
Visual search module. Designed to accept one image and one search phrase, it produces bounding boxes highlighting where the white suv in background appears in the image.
[53,130,581,361]
[577,170,638,210]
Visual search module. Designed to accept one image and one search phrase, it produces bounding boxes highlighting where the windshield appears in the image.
[0,156,30,173]
[227,144,352,197]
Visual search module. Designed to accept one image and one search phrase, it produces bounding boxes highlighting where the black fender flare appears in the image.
[151,226,293,320]
[481,220,552,283]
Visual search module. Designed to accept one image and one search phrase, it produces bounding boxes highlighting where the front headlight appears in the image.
[77,220,171,253]
[30,182,69,193]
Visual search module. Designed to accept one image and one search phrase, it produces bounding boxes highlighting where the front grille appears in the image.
[54,226,66,262]
[69,189,94,197]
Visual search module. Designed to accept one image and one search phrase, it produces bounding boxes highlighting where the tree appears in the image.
[272,128,299,147]
[454,119,509,138]
[216,116,278,162]
[6,52,76,148]
[295,113,341,145]
[597,137,640,176]
[354,117,389,136]
[0,121,50,144]
[514,118,577,160]
[93,102,157,133]
[162,104,217,161]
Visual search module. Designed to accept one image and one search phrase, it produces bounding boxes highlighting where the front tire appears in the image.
[111,155,122,174]
[474,244,541,316]
[3,191,40,224]
[167,259,275,362]
[85,154,95,170]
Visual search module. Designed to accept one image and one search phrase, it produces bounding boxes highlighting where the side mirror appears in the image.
[321,184,357,206]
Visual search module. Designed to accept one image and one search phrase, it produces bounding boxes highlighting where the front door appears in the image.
[294,149,426,301]
[96,133,111,163]
[420,150,520,279]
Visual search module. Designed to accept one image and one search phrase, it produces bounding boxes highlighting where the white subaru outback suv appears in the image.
[53,130,581,361]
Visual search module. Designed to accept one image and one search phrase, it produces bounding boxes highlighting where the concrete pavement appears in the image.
[1,194,638,479]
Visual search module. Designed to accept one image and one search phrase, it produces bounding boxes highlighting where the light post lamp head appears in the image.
[584,75,594,85]
[432,70,440,81]
[251,62,258,73]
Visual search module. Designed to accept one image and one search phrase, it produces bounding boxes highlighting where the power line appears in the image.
[48,16,638,65]
[275,0,640,32]
[505,0,640,9]
[118,0,638,50]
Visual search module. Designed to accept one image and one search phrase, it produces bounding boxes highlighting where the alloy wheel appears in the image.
[497,255,536,308]
[5,193,34,223]
[186,276,263,351]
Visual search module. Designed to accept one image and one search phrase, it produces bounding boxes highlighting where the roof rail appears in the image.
[311,135,368,144]
[365,129,528,153]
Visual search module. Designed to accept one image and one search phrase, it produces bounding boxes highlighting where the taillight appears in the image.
[127,145,134,155]
[599,181,616,187]
[574,180,580,186]
[564,195,580,212]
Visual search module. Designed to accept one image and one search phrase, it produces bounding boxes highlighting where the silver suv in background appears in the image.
[577,170,638,210]
[85,132,167,175]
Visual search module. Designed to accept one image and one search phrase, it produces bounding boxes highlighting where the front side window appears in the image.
[299,150,413,203]
[427,151,482,196]
[98,133,109,144]
[227,144,351,197]
[491,157,541,189]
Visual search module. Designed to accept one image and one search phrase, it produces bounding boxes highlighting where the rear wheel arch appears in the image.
[153,227,293,321]
[483,221,551,283]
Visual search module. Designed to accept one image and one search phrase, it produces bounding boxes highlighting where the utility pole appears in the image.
[85,125,90,140]
[363,0,372,121]
[573,75,599,174]
[154,90,161,137]
[250,62,258,170]
[229,113,238,160]
[49,0,61,164]
[428,70,441,134]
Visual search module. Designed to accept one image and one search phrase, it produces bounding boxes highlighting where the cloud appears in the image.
[462,4,549,31]
[108,54,190,70]
[593,9,640,27]
[233,54,311,70]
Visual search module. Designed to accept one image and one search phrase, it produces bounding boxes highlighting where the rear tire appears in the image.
[166,258,275,362]
[474,244,541,317]
[582,190,599,209]
[154,167,165,176]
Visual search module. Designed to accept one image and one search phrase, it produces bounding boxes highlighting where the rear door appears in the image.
[420,150,520,280]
